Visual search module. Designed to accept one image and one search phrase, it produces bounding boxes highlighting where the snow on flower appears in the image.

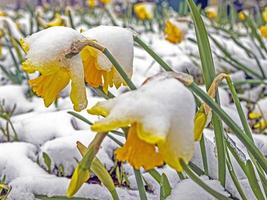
[81,25,134,93]
[205,6,217,20]
[88,72,196,171]
[134,2,154,21]
[164,18,189,44]
[21,26,88,111]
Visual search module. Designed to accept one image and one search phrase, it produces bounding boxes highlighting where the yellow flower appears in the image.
[164,19,188,44]
[21,27,88,111]
[88,0,96,8]
[47,13,66,27]
[88,73,195,171]
[205,7,217,20]
[134,3,153,21]
[0,11,7,17]
[99,0,111,4]
[259,26,267,38]
[238,11,246,21]
[263,9,267,23]
[81,26,133,93]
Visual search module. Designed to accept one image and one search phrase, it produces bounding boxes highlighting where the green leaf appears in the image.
[187,0,226,186]
[42,152,52,173]
[160,173,171,200]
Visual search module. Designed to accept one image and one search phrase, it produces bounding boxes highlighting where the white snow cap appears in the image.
[24,26,86,67]
[82,25,134,79]
[169,18,189,35]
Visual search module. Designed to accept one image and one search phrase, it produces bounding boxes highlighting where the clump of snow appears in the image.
[0,85,33,115]
[0,142,46,182]
[167,176,230,200]
[38,131,120,176]
[25,26,85,67]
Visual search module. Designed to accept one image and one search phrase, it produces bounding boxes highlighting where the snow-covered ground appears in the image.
[0,5,267,200]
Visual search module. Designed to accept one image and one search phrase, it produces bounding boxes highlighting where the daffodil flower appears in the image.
[80,25,134,93]
[259,26,267,39]
[88,73,196,171]
[205,6,217,20]
[238,11,246,21]
[47,13,66,27]
[88,0,97,8]
[134,3,153,21]
[0,11,7,17]
[99,0,112,5]
[164,19,188,44]
[21,26,88,111]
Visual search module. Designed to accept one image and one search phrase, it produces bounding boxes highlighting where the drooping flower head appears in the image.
[47,13,66,27]
[205,6,217,20]
[81,26,134,93]
[134,3,154,21]
[88,72,196,171]
[238,11,246,21]
[21,26,87,111]
[88,0,97,8]
[164,18,188,44]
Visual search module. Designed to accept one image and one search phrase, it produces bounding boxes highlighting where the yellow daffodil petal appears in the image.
[253,121,267,130]
[238,12,246,21]
[88,103,110,117]
[88,0,96,8]
[28,67,70,107]
[91,118,132,132]
[22,60,38,73]
[164,20,184,44]
[194,106,208,141]
[69,71,88,112]
[81,46,119,93]
[134,3,152,21]
[100,0,111,4]
[103,68,115,93]
[0,11,7,16]
[249,112,262,120]
[47,13,65,27]
[259,26,267,39]
[115,123,164,170]
[67,163,90,198]
[81,46,103,87]
[205,8,217,20]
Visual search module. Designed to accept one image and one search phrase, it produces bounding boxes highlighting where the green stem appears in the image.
[103,49,136,90]
[189,83,267,172]
[133,35,172,71]
[225,149,248,200]
[187,0,226,186]
[134,169,148,200]
[200,137,209,175]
